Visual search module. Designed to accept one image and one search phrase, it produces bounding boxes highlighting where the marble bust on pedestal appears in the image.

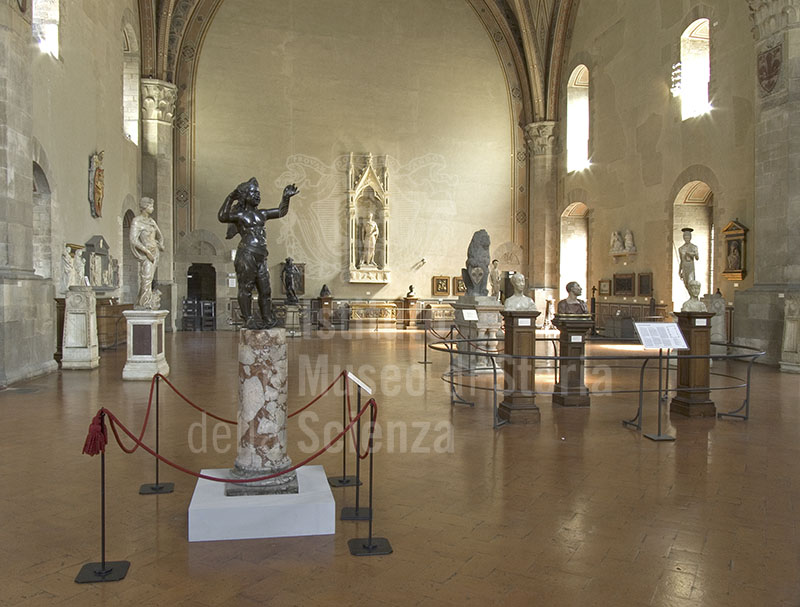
[504,273,537,311]
[681,280,708,312]
[557,282,589,314]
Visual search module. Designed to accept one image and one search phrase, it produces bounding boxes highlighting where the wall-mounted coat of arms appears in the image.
[758,44,782,95]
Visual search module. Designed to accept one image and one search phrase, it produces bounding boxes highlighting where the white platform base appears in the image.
[188,465,335,542]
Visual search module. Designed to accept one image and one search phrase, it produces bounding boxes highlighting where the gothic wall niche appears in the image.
[348,153,390,283]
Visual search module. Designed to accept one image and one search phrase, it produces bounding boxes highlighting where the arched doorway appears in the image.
[187,263,216,301]
[122,209,137,304]
[560,202,589,297]
[672,181,713,309]
[32,162,52,279]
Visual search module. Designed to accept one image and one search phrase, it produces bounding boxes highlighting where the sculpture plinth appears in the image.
[122,310,170,380]
[451,296,503,373]
[317,296,333,329]
[403,296,419,329]
[226,328,298,495]
[670,311,716,416]
[552,314,594,407]
[500,310,541,423]
[61,286,100,369]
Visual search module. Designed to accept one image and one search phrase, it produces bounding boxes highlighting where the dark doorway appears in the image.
[187,263,216,301]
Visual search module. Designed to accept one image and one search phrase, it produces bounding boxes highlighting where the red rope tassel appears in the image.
[82,410,107,456]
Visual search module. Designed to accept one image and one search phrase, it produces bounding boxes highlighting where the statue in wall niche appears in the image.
[218,177,299,329]
[557,281,589,315]
[90,252,103,286]
[281,257,301,305]
[130,196,165,310]
[319,284,332,298]
[681,280,708,313]
[462,229,491,297]
[359,212,379,267]
[72,249,86,286]
[727,240,741,271]
[610,231,624,253]
[624,230,636,253]
[489,259,502,300]
[111,258,120,288]
[504,273,537,312]
[678,227,700,293]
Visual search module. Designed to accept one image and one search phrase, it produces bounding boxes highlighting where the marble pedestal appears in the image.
[403,296,420,328]
[122,310,170,380]
[499,310,541,423]
[552,315,594,407]
[317,296,333,329]
[451,296,503,373]
[671,311,716,416]
[61,286,100,369]
[226,328,298,496]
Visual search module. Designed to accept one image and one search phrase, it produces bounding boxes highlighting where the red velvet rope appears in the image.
[97,398,377,483]
[428,325,454,341]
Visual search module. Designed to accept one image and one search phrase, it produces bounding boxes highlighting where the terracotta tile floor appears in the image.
[0,329,799,606]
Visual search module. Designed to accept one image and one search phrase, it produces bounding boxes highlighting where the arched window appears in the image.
[559,202,589,297]
[677,19,710,119]
[567,65,590,172]
[672,181,713,309]
[32,0,59,59]
[122,21,140,144]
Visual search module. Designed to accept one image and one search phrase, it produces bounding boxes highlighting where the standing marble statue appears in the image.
[504,273,537,311]
[72,249,86,286]
[557,282,589,314]
[360,212,379,267]
[219,177,299,329]
[678,227,699,292]
[610,231,624,253]
[624,230,636,253]
[281,257,301,305]
[489,259,502,300]
[130,197,165,309]
[61,246,73,293]
[462,229,491,296]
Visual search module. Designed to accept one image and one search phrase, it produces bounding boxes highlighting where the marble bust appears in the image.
[681,280,708,312]
[557,281,589,314]
[504,273,537,311]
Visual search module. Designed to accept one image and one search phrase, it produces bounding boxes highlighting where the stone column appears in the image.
[736,2,800,364]
[0,3,57,386]
[525,122,560,303]
[227,329,298,495]
[141,79,178,331]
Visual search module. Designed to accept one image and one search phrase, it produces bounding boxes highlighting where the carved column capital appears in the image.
[141,78,178,123]
[524,121,560,156]
[748,0,800,41]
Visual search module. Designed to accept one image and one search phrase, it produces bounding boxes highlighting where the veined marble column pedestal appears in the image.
[226,328,298,496]
[61,287,100,370]
[122,310,170,380]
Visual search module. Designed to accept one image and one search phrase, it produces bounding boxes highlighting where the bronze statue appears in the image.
[218,178,299,329]
[281,257,301,305]
[557,281,589,314]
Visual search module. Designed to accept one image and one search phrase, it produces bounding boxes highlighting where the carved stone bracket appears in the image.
[748,0,800,41]
[141,78,178,123]
[524,121,560,156]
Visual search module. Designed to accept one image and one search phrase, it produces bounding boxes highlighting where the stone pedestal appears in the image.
[226,329,298,496]
[499,310,541,423]
[284,304,301,336]
[670,311,716,417]
[552,315,594,407]
[317,296,333,329]
[780,294,800,373]
[122,310,170,380]
[403,296,420,328]
[61,287,100,370]
[451,296,503,373]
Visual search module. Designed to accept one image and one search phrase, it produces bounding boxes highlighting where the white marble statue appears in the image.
[90,252,103,286]
[489,259,502,300]
[610,231,624,253]
[678,227,699,293]
[681,280,707,312]
[359,212,379,267]
[504,273,537,311]
[557,281,589,314]
[72,249,86,286]
[61,246,73,294]
[624,229,636,252]
[130,196,165,309]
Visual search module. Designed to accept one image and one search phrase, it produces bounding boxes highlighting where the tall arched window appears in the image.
[678,19,710,120]
[567,65,590,172]
[672,181,713,309]
[32,0,59,59]
[122,21,140,144]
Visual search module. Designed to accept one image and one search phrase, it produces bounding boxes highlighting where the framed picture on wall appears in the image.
[452,276,467,295]
[598,279,611,296]
[613,273,635,296]
[637,272,653,297]
[432,276,450,297]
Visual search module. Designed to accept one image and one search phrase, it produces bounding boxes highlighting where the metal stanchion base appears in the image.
[341,506,372,521]
[622,420,641,431]
[139,482,175,495]
[328,476,362,488]
[417,361,432,365]
[348,537,393,556]
[644,433,675,442]
[75,560,130,583]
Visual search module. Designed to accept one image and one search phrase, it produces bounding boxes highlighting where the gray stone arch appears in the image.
[121,200,137,304]
[559,192,591,298]
[122,9,141,144]
[176,229,229,329]
[563,52,597,169]
[31,138,56,280]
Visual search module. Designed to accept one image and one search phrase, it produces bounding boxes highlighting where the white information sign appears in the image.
[462,309,478,321]
[346,371,373,395]
[695,318,708,327]
[518,318,531,327]
[570,335,583,343]
[634,322,688,350]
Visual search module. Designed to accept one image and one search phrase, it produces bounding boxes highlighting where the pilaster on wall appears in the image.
[736,0,800,364]
[141,78,177,330]
[524,121,560,300]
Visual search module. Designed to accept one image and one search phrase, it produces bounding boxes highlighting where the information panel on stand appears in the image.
[633,322,688,350]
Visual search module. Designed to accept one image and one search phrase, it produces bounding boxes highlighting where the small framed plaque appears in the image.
[598,279,611,296]
[613,273,635,296]
[637,272,653,297]
[452,276,467,295]
[432,276,450,297]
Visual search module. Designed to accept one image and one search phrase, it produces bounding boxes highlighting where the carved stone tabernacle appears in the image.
[347,153,390,283]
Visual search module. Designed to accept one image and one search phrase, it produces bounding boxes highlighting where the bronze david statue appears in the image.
[218,177,299,329]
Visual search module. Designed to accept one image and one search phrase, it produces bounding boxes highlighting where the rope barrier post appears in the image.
[140,375,174,495]
[418,321,431,365]
[341,385,371,521]
[645,349,675,442]
[349,401,392,556]
[329,371,361,488]
[76,448,130,583]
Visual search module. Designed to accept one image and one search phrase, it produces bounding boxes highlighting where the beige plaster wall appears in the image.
[192,0,512,301]
[560,0,755,310]
[31,1,141,294]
